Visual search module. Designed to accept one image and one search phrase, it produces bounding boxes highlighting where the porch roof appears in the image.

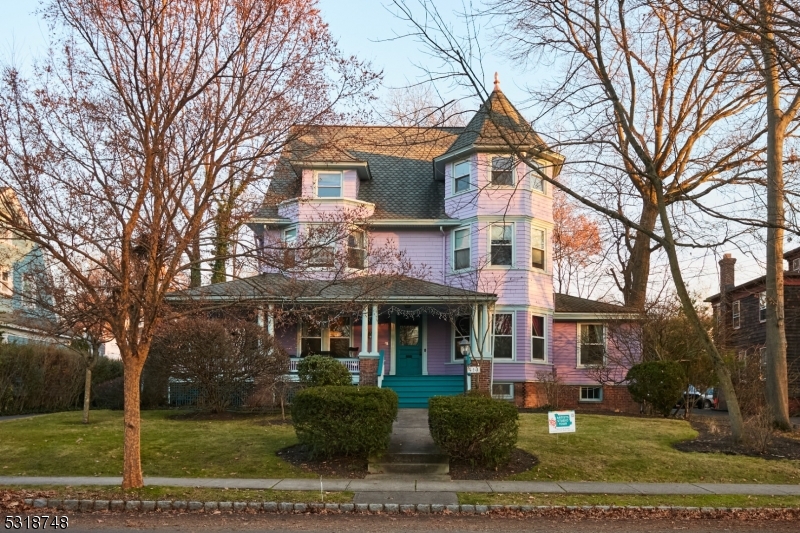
[167,273,497,306]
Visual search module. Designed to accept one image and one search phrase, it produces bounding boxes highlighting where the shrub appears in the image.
[626,361,685,416]
[297,355,352,387]
[291,386,398,458]
[428,395,519,467]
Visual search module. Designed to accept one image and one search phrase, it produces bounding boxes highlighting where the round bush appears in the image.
[626,361,685,416]
[291,386,398,458]
[428,395,519,467]
[297,355,352,387]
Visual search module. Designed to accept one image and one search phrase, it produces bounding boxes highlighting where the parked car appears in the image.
[677,386,715,409]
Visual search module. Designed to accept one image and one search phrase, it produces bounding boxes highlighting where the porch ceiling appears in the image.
[167,273,497,306]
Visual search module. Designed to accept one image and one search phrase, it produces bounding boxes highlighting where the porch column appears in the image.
[267,304,275,337]
[360,305,369,356]
[256,307,265,328]
[370,304,379,355]
[470,304,479,360]
[481,303,490,357]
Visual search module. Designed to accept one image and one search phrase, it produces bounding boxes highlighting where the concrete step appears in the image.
[381,452,449,464]
[367,462,449,475]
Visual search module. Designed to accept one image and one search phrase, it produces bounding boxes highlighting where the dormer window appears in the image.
[491,156,514,186]
[316,171,342,198]
[453,160,470,193]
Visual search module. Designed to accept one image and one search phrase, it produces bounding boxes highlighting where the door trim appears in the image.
[422,313,428,375]
[390,312,396,376]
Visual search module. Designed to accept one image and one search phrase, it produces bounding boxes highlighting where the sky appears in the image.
[0,0,770,301]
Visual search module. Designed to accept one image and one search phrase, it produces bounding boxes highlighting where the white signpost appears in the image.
[548,410,576,434]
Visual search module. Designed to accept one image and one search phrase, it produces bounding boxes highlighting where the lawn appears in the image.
[511,414,800,484]
[0,410,308,478]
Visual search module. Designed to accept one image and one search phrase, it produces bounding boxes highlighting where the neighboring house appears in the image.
[176,82,640,409]
[706,251,800,410]
[0,188,57,344]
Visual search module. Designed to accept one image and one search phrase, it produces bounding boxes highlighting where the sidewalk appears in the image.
[1,476,799,495]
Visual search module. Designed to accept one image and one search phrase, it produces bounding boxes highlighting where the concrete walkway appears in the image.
[1,476,799,495]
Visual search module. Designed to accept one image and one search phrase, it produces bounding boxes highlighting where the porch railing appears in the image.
[287,357,360,384]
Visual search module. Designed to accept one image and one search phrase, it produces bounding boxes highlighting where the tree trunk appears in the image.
[761,0,792,429]
[652,174,745,441]
[122,356,145,489]
[82,367,92,425]
[623,197,659,310]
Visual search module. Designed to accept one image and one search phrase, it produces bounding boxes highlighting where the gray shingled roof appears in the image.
[554,293,639,315]
[256,126,462,220]
[442,90,547,157]
[169,273,497,304]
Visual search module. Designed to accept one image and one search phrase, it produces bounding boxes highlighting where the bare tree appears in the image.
[380,83,468,127]
[391,0,757,440]
[0,0,376,488]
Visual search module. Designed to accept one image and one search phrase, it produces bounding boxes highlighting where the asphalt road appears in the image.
[33,513,800,533]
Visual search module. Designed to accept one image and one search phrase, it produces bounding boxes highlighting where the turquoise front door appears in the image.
[395,316,422,376]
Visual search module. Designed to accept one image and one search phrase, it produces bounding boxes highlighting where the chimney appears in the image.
[719,253,736,292]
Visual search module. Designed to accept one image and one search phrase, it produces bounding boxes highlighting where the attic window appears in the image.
[316,171,342,198]
[491,156,514,186]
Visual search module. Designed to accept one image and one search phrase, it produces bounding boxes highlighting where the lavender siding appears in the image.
[370,230,445,283]
[426,315,453,375]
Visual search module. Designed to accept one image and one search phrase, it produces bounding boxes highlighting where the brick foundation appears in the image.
[514,382,640,414]
[470,360,492,393]
[358,357,378,387]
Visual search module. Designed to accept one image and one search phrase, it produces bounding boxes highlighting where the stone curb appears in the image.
[19,498,799,515]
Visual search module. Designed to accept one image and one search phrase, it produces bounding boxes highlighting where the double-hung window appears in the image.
[579,324,605,366]
[732,300,741,329]
[491,156,514,186]
[283,227,297,268]
[348,230,366,269]
[759,292,767,323]
[453,160,470,193]
[328,316,352,357]
[453,227,470,270]
[453,315,470,361]
[490,224,513,266]
[528,165,545,192]
[531,228,545,270]
[301,322,322,356]
[316,172,342,198]
[493,313,514,359]
[531,315,546,361]
[793,258,800,272]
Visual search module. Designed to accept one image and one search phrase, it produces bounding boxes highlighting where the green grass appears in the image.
[0,410,309,478]
[458,492,800,508]
[1,485,353,503]
[512,414,800,483]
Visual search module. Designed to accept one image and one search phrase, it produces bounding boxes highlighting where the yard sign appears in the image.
[548,410,576,434]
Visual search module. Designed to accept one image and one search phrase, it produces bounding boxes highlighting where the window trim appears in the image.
[452,159,471,194]
[531,314,547,362]
[577,323,606,368]
[793,258,800,272]
[490,155,515,187]
[526,163,546,194]
[347,229,367,270]
[492,382,514,400]
[452,314,471,362]
[489,222,515,267]
[732,300,741,329]
[579,386,603,403]
[531,226,546,271]
[492,312,515,360]
[282,226,298,269]
[759,292,767,323]
[298,316,354,357]
[453,226,471,271]
[315,170,343,198]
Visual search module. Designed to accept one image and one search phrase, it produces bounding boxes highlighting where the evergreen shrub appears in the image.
[626,360,686,416]
[297,355,352,387]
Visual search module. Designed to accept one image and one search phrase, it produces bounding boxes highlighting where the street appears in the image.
[36,513,800,533]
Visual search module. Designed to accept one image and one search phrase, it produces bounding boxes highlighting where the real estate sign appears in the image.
[548,410,576,434]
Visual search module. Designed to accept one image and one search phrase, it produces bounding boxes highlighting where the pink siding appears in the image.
[551,321,637,385]
[370,230,445,283]
[343,170,359,198]
[426,315,452,375]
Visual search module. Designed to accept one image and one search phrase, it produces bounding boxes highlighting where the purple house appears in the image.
[185,84,639,410]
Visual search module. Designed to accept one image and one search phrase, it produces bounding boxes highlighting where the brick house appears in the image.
[178,82,640,410]
[706,250,800,410]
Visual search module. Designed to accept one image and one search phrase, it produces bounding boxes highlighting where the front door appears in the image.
[395,315,422,376]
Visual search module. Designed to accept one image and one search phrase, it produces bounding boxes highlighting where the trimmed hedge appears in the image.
[626,360,686,417]
[297,355,352,387]
[291,386,398,458]
[428,395,519,467]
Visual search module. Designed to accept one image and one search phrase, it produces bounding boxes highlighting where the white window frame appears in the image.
[315,170,343,198]
[327,315,354,357]
[452,314,471,362]
[732,300,741,329]
[490,155,515,186]
[282,226,298,269]
[531,314,546,362]
[492,382,514,400]
[492,312,515,360]
[526,163,546,193]
[299,316,354,358]
[453,160,471,194]
[489,222,514,267]
[759,292,767,323]
[453,226,471,271]
[531,227,546,270]
[300,321,322,357]
[577,323,606,367]
[579,386,603,402]
[347,229,367,270]
[793,258,800,272]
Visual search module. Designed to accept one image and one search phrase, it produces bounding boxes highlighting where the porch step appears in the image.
[368,452,450,475]
[381,376,464,408]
